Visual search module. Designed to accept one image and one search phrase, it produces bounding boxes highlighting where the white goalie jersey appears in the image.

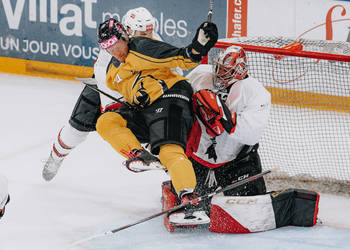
[186,64,271,167]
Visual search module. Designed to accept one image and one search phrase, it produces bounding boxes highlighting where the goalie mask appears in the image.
[122,7,156,36]
[213,45,248,89]
[98,18,128,49]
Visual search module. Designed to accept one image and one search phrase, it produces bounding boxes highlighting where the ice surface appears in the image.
[0,73,349,250]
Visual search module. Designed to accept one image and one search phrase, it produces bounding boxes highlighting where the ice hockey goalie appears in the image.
[161,46,319,233]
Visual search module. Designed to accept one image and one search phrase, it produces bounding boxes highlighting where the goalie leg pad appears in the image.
[209,188,320,233]
[209,193,276,233]
[161,181,179,232]
[69,85,101,132]
[271,189,319,227]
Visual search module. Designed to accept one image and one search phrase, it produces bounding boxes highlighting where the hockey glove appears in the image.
[191,22,218,57]
[192,89,236,137]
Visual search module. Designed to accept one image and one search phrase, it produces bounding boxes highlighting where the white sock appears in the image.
[51,124,89,161]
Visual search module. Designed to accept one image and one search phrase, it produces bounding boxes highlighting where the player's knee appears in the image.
[159,144,188,168]
[96,112,127,138]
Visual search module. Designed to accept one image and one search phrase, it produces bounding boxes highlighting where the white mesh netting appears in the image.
[209,37,350,196]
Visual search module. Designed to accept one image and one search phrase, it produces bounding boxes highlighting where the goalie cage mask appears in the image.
[213,45,248,89]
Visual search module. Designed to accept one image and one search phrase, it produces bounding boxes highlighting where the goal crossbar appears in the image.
[213,41,350,62]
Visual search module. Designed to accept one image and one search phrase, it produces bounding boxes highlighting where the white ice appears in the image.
[0,73,349,250]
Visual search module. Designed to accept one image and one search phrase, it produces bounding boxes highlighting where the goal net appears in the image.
[206,37,350,196]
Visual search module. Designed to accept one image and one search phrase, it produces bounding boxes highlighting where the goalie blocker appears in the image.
[161,181,319,233]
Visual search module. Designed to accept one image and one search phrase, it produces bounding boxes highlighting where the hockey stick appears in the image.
[75,77,133,109]
[208,0,214,22]
[67,168,274,249]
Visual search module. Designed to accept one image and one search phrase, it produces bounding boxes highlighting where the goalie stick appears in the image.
[67,168,274,249]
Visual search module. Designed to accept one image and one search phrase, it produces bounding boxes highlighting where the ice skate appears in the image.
[42,152,64,181]
[124,149,165,173]
[168,190,210,226]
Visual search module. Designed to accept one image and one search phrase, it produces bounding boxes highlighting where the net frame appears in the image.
[205,37,350,196]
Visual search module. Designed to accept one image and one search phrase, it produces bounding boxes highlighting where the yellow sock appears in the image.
[96,112,142,158]
[159,144,196,194]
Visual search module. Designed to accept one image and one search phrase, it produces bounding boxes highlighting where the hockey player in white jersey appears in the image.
[166,45,269,226]
[0,174,10,219]
[164,46,319,231]
[42,7,162,181]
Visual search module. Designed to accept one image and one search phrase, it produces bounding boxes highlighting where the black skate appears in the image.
[124,149,164,173]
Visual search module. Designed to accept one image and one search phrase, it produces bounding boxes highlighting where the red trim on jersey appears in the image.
[189,153,228,169]
[186,120,230,168]
[57,128,72,149]
[186,120,201,156]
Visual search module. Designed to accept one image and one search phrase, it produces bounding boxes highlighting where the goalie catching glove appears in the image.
[192,89,237,137]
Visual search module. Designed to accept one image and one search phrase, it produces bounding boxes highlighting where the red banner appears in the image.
[227,0,248,38]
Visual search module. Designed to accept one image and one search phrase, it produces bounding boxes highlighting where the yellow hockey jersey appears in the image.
[105,36,200,108]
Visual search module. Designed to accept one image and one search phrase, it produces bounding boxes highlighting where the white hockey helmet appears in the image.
[122,7,156,36]
[213,45,248,89]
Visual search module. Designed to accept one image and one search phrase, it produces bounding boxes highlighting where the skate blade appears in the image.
[128,161,165,172]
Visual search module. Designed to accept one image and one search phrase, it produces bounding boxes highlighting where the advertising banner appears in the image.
[295,0,350,41]
[227,0,247,38]
[1,0,350,79]
[246,0,350,41]
[0,0,227,71]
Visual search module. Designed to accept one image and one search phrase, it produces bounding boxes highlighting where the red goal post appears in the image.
[204,37,350,196]
[204,41,350,63]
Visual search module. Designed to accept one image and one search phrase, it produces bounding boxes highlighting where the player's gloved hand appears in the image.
[191,22,218,56]
[192,89,236,137]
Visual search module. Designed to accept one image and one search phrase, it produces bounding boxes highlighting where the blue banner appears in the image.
[0,0,227,67]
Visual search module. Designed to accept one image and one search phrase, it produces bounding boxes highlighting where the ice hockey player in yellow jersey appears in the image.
[96,18,218,225]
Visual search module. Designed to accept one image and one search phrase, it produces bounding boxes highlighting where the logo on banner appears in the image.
[227,0,247,38]
[298,4,350,41]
